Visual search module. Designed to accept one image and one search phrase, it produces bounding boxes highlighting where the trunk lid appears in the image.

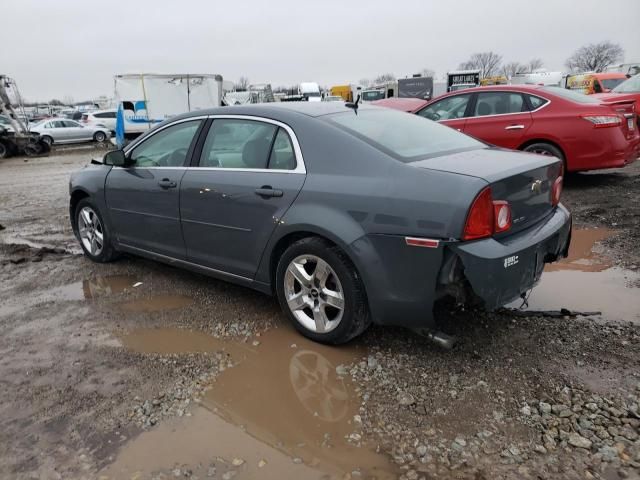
[411,147,562,234]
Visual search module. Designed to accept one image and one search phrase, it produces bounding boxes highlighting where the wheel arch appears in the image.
[69,188,90,233]
[518,138,566,159]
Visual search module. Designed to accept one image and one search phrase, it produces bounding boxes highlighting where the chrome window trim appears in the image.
[120,114,307,174]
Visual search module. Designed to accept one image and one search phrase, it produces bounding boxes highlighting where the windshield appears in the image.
[324,108,484,162]
[612,74,640,93]
[542,86,601,103]
[362,90,385,101]
[601,78,626,90]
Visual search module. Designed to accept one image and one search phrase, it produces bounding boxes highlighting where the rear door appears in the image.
[416,93,472,132]
[463,91,533,148]
[180,116,306,279]
[105,118,205,258]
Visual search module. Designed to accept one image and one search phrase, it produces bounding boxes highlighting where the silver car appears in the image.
[30,119,110,146]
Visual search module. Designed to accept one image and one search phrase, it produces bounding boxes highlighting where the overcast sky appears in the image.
[2,0,639,102]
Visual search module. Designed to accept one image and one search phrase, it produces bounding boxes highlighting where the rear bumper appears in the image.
[450,204,571,309]
[568,131,640,172]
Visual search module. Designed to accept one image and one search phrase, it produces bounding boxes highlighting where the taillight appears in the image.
[463,188,512,241]
[493,200,512,233]
[581,114,622,128]
[552,176,563,206]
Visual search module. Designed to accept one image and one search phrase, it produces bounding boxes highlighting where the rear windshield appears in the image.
[612,74,640,93]
[601,78,625,90]
[543,86,601,103]
[324,108,484,162]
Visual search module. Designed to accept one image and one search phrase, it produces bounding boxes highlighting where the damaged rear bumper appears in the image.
[449,204,572,309]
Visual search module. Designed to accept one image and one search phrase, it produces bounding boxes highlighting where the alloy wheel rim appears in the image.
[284,254,345,334]
[78,206,104,256]
[96,133,105,142]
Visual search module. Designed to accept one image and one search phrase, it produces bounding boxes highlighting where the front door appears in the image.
[105,119,204,258]
[63,120,92,142]
[180,118,305,279]
[416,93,472,133]
[463,91,533,149]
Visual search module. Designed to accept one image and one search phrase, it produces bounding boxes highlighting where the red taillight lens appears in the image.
[581,114,622,128]
[493,200,512,233]
[463,187,494,240]
[552,176,563,206]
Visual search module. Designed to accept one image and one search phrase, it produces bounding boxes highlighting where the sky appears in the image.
[2,0,639,103]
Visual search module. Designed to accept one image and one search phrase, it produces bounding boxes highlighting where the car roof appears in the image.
[371,97,430,112]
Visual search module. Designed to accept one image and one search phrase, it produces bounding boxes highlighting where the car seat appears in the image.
[477,102,492,116]
[242,138,270,168]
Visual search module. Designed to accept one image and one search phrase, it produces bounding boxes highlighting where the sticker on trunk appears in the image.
[504,255,519,268]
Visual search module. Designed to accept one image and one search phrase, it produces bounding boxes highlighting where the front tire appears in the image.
[40,135,53,146]
[93,131,107,143]
[0,142,8,159]
[75,198,118,262]
[275,237,371,344]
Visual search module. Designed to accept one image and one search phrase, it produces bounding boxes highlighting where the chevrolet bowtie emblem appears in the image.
[531,179,543,194]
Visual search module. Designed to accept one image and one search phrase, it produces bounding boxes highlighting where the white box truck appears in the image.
[114,73,223,136]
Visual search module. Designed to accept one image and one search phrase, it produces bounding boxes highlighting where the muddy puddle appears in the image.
[106,326,396,479]
[510,227,640,323]
[118,294,193,313]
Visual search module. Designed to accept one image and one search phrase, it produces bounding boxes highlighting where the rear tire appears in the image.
[0,142,8,159]
[75,198,118,263]
[93,131,106,143]
[523,142,566,175]
[275,237,371,344]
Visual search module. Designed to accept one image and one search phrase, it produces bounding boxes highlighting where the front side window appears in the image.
[418,94,470,121]
[601,78,625,91]
[129,120,202,167]
[199,119,277,169]
[52,120,66,128]
[63,120,80,127]
[473,92,525,116]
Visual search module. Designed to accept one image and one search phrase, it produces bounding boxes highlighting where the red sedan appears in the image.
[375,85,639,173]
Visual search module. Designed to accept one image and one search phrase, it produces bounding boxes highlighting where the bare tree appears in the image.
[565,41,624,72]
[502,61,525,79]
[358,78,371,88]
[420,68,435,78]
[235,76,250,91]
[527,58,544,72]
[62,95,74,106]
[374,73,396,84]
[459,52,503,79]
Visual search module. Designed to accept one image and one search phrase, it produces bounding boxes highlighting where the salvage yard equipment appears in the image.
[0,75,50,159]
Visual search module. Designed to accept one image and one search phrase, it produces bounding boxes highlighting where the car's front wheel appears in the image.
[75,198,118,262]
[275,237,371,344]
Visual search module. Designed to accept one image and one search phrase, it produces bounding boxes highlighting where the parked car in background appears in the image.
[69,103,571,344]
[323,95,344,102]
[564,72,628,95]
[372,97,429,113]
[412,85,639,172]
[82,109,117,132]
[593,74,640,125]
[31,119,110,145]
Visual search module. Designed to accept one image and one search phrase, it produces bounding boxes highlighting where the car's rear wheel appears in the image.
[40,135,53,146]
[523,142,566,175]
[93,131,107,143]
[75,198,118,262]
[275,237,370,344]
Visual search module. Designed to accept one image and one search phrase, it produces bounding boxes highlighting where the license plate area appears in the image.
[628,118,635,130]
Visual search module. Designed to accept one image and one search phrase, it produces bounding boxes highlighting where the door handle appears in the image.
[505,125,525,130]
[255,186,283,198]
[158,178,177,189]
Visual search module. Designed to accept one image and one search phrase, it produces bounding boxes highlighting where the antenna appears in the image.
[345,94,360,112]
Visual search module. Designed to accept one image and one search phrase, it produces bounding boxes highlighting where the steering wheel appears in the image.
[166,147,188,166]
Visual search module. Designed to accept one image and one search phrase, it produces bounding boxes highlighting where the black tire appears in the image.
[75,198,118,263]
[523,142,566,175]
[40,135,53,146]
[275,237,371,344]
[0,142,8,159]
[93,131,107,143]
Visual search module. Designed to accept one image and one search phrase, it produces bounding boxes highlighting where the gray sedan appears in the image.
[31,119,110,146]
[69,103,571,344]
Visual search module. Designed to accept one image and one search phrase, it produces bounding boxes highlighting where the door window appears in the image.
[417,94,471,121]
[526,95,549,110]
[52,120,66,128]
[199,119,277,169]
[63,120,80,127]
[473,92,526,116]
[268,128,296,170]
[129,120,202,167]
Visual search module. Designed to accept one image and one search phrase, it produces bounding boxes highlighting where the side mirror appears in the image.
[104,149,126,166]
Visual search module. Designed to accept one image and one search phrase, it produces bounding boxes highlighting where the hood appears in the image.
[410,147,558,183]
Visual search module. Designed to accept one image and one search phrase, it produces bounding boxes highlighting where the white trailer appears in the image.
[114,73,223,135]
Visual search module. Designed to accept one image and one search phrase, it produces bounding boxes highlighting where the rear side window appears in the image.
[199,119,277,169]
[527,95,549,110]
[268,128,296,170]
[325,109,484,162]
[473,92,525,116]
[94,112,116,118]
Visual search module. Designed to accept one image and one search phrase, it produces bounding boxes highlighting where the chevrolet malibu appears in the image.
[69,103,571,344]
